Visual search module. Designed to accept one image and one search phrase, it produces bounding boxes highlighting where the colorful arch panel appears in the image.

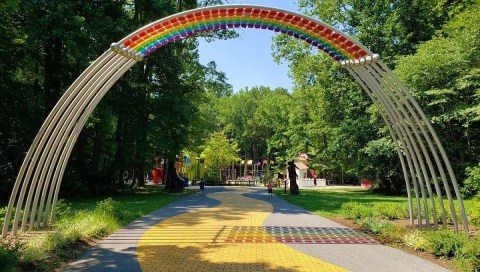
[113,6,370,61]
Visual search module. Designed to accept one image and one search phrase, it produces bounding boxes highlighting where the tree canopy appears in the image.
[1,0,479,199]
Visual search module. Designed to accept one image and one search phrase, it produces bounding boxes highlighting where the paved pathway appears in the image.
[63,187,450,272]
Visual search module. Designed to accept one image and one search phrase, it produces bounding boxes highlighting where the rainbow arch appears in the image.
[2,5,468,238]
[111,6,370,61]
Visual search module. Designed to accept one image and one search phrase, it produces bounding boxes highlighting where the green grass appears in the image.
[274,188,480,226]
[274,188,408,217]
[66,186,192,225]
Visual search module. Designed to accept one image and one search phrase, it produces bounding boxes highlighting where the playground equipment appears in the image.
[2,5,468,237]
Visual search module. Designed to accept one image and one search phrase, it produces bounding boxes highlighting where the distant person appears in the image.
[267,181,273,198]
[287,161,300,195]
[199,178,205,196]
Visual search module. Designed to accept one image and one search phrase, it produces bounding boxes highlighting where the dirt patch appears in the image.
[327,216,459,272]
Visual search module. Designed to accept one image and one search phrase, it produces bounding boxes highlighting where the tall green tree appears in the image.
[201,131,240,181]
[394,0,480,189]
[298,0,455,65]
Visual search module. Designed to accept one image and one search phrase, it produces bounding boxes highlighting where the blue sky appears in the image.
[198,1,301,92]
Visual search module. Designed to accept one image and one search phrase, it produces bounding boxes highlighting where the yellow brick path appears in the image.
[137,188,348,271]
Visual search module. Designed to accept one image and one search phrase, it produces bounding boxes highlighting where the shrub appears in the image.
[0,242,19,272]
[359,217,406,243]
[341,202,374,219]
[55,199,73,219]
[0,207,23,228]
[425,230,468,258]
[94,198,122,218]
[374,202,409,220]
[21,238,49,264]
[463,163,480,198]
[403,230,429,251]
[360,217,390,234]
[466,201,480,228]
[455,236,480,272]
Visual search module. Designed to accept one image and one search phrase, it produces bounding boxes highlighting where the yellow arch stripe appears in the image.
[137,189,348,271]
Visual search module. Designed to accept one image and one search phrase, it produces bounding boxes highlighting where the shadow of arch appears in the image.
[2,4,468,238]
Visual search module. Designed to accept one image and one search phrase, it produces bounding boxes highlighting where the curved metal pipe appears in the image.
[346,67,415,225]
[368,63,448,228]
[363,64,440,228]
[33,55,129,228]
[3,51,116,237]
[377,62,467,232]
[22,55,126,232]
[354,66,431,226]
[48,59,136,223]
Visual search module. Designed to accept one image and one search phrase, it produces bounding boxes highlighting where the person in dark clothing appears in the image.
[287,161,300,195]
[199,178,205,196]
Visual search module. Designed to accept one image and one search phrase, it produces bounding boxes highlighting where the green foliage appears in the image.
[375,202,409,220]
[341,201,409,220]
[201,131,240,176]
[395,0,480,183]
[466,200,480,227]
[54,199,73,219]
[359,217,406,243]
[341,202,374,219]
[0,0,236,199]
[403,230,480,272]
[425,230,468,258]
[298,0,451,66]
[463,163,480,198]
[58,211,119,239]
[455,236,480,272]
[276,188,409,217]
[0,242,19,272]
[21,246,48,266]
[93,197,132,222]
[403,230,430,251]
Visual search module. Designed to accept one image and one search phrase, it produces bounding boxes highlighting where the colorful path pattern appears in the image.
[137,189,352,271]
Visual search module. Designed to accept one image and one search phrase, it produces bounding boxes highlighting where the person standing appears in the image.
[287,161,300,195]
[199,178,205,196]
[267,181,273,198]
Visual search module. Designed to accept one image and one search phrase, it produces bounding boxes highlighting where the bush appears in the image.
[425,230,468,258]
[0,242,19,272]
[374,202,409,220]
[466,201,480,228]
[22,238,49,265]
[455,236,480,272]
[359,217,406,243]
[341,202,374,219]
[94,198,122,217]
[463,163,480,198]
[55,199,73,219]
[403,230,429,251]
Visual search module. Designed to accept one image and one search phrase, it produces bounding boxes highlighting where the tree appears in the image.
[394,0,480,185]
[297,0,453,66]
[201,131,240,182]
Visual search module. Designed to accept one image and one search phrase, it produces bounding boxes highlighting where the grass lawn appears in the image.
[65,186,196,225]
[274,187,479,230]
[274,187,408,217]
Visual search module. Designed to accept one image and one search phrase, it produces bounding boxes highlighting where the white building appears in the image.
[288,162,326,188]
